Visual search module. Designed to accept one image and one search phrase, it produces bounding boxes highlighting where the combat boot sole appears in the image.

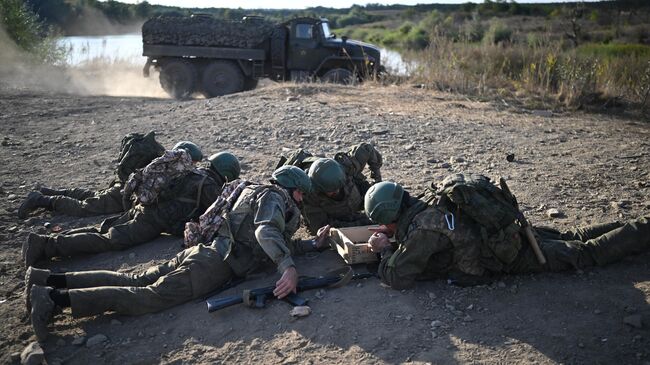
[30,285,55,342]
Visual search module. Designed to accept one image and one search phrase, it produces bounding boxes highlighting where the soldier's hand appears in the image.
[274,266,298,299]
[368,224,394,237]
[314,224,331,249]
[368,232,390,253]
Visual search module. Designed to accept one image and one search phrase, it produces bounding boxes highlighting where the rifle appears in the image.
[207,267,374,313]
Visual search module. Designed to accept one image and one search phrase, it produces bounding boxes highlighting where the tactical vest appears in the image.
[214,184,301,276]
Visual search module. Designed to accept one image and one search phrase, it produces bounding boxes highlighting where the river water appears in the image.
[57,34,411,75]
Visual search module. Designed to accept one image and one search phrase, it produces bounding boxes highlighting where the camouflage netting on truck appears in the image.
[142,15,277,49]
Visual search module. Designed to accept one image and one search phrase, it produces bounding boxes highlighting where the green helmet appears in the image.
[173,141,203,162]
[364,181,404,224]
[271,165,312,194]
[208,152,241,181]
[308,158,346,193]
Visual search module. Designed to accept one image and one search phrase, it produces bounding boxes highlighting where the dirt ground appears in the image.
[0,79,649,365]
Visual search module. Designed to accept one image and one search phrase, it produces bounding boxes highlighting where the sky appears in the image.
[118,0,598,10]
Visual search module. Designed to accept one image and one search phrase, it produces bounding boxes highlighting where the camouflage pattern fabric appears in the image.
[277,143,383,234]
[184,179,251,247]
[123,149,196,206]
[334,142,383,196]
[142,16,276,49]
[210,184,311,276]
[379,194,650,289]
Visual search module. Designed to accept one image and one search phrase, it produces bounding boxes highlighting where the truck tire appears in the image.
[243,77,259,91]
[201,61,244,98]
[159,59,198,99]
[321,68,355,85]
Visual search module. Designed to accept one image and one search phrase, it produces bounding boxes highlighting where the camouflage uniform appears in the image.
[300,143,383,233]
[378,195,650,289]
[35,168,225,260]
[57,184,315,317]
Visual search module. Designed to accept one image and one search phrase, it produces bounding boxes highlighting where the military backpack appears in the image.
[275,149,320,170]
[433,173,523,265]
[116,131,166,183]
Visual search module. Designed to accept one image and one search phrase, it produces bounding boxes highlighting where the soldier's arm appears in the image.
[348,142,383,182]
[378,229,451,290]
[253,190,296,273]
[301,201,329,235]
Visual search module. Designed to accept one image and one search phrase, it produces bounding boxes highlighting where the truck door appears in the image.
[286,22,329,72]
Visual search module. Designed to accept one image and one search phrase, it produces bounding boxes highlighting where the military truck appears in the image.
[142,15,382,98]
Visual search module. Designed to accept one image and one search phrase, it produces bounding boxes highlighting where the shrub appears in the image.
[0,0,65,64]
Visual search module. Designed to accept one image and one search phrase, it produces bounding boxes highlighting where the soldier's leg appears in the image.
[39,211,163,259]
[67,245,233,317]
[507,237,589,274]
[50,185,124,217]
[559,221,624,242]
[582,216,650,266]
[509,216,649,274]
[64,247,192,289]
[56,187,97,200]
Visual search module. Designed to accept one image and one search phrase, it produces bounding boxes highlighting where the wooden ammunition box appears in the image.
[328,225,380,264]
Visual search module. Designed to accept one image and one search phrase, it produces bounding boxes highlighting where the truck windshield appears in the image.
[321,22,332,38]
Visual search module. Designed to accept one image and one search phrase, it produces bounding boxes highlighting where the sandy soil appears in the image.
[0,80,649,365]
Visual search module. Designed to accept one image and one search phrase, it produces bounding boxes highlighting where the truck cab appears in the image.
[283,18,381,82]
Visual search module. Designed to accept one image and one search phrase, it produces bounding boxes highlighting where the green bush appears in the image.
[0,0,65,64]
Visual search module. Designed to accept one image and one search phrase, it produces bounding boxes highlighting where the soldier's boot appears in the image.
[17,192,53,219]
[25,267,51,314]
[22,233,50,267]
[586,216,650,266]
[30,285,56,341]
[39,187,67,196]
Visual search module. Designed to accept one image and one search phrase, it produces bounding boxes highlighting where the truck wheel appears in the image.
[159,60,198,99]
[321,68,355,85]
[243,77,259,91]
[201,61,244,98]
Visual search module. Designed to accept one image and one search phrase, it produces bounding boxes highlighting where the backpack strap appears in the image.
[178,173,209,219]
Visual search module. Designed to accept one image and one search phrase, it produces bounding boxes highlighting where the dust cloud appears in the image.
[0,19,167,99]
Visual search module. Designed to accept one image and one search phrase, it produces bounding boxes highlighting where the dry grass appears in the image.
[406,35,650,116]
